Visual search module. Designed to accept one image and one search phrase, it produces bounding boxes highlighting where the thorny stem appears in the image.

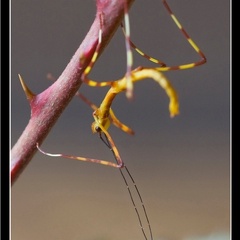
[11,0,135,185]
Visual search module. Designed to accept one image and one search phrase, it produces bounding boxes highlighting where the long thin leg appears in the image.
[81,5,134,99]
[122,166,153,240]
[81,13,114,87]
[120,23,167,67]
[100,133,153,240]
[36,112,125,169]
[121,0,206,71]
[81,8,135,99]
[158,0,206,71]
[36,143,122,168]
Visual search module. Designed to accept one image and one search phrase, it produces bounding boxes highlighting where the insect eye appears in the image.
[95,126,101,132]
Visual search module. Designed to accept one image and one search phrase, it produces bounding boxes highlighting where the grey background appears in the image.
[11,1,230,240]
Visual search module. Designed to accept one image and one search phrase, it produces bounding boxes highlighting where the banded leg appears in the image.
[81,13,115,88]
[36,115,124,169]
[120,23,167,67]
[121,0,206,71]
[158,0,206,71]
[81,6,135,99]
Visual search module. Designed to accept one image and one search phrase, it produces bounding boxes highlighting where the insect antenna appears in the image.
[98,132,154,240]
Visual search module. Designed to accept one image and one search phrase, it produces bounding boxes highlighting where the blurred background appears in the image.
[11,0,230,240]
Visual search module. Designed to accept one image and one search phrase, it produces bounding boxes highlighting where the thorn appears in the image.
[18,74,35,101]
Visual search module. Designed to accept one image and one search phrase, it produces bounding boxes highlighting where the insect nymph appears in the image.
[36,1,206,239]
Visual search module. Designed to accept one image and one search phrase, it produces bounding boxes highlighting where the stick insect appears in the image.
[37,1,206,239]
